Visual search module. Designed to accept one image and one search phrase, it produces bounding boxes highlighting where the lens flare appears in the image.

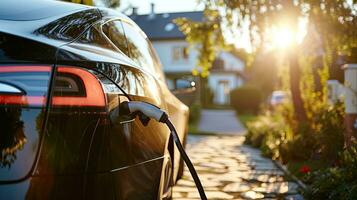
[272,27,294,48]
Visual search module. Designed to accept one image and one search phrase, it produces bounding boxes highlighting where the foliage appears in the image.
[62,0,93,6]
[246,102,354,199]
[176,0,357,71]
[245,104,293,160]
[245,102,345,163]
[230,85,263,114]
[188,104,201,135]
[303,147,357,200]
[202,83,214,107]
[247,50,280,97]
[286,160,327,180]
[174,9,226,77]
[175,0,356,131]
[238,114,258,127]
[188,103,202,125]
[101,0,120,8]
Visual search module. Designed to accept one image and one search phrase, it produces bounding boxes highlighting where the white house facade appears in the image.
[131,8,245,105]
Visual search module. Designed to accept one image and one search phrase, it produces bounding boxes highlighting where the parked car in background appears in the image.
[269,90,289,107]
[0,1,192,199]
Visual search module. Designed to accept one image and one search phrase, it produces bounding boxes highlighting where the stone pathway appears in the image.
[172,135,304,200]
[198,109,246,135]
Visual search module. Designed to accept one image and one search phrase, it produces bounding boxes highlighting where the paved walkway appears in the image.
[173,109,303,199]
[198,109,245,135]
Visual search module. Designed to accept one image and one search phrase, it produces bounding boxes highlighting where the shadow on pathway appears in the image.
[173,109,304,199]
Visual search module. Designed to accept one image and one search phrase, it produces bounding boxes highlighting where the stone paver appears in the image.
[173,135,303,200]
[198,109,245,134]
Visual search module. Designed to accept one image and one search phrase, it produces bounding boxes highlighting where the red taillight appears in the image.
[52,66,106,107]
[0,66,51,73]
[0,65,106,108]
[0,95,46,105]
[0,66,51,106]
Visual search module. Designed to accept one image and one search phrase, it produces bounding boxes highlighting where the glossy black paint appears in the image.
[0,1,189,199]
[0,32,57,63]
[0,0,89,21]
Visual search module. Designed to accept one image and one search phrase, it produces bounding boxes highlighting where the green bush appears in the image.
[202,86,214,107]
[230,85,263,114]
[313,102,345,162]
[188,103,201,124]
[245,103,345,164]
[245,109,293,161]
[303,147,357,200]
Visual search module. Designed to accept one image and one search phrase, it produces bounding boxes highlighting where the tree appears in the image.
[62,0,93,6]
[175,0,357,124]
[175,9,226,78]
[101,0,120,8]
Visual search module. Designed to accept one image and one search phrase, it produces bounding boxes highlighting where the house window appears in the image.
[172,46,189,62]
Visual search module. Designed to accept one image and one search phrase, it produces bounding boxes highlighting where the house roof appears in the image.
[130,11,203,41]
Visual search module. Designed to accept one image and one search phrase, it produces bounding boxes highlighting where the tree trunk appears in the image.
[289,50,307,123]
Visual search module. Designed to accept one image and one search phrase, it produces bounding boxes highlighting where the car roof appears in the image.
[0,0,90,21]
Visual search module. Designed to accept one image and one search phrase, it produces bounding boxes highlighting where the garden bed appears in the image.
[242,103,357,199]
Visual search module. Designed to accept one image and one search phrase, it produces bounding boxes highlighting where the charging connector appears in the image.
[119,101,207,200]
[119,101,168,123]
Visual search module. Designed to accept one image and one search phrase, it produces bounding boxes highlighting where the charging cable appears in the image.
[120,101,207,200]
[92,69,207,199]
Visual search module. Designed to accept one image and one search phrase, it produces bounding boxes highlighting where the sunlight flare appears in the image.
[271,27,294,48]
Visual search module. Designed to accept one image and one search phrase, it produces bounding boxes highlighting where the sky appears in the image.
[92,0,354,53]
[117,0,252,51]
[116,0,311,53]
[119,0,204,15]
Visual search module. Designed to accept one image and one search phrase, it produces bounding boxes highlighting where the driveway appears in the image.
[198,109,245,135]
[173,109,303,199]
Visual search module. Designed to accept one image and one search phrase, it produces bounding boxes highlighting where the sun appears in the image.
[271,27,294,48]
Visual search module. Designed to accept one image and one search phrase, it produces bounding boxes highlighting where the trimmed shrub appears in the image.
[230,85,263,114]
[188,103,201,124]
[202,86,214,107]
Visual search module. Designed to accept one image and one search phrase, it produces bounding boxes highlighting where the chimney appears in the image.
[150,3,155,15]
[132,7,138,16]
[148,3,155,19]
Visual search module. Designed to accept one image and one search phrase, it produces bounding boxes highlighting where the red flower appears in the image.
[299,165,311,174]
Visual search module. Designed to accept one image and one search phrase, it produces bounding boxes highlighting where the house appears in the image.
[130,5,245,105]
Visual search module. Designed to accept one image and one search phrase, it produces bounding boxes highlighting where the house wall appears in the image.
[153,40,245,73]
[152,40,198,73]
[152,39,245,105]
[208,53,244,105]
[218,52,245,71]
[208,73,243,105]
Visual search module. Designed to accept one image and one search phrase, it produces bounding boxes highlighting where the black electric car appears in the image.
[0,1,191,199]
